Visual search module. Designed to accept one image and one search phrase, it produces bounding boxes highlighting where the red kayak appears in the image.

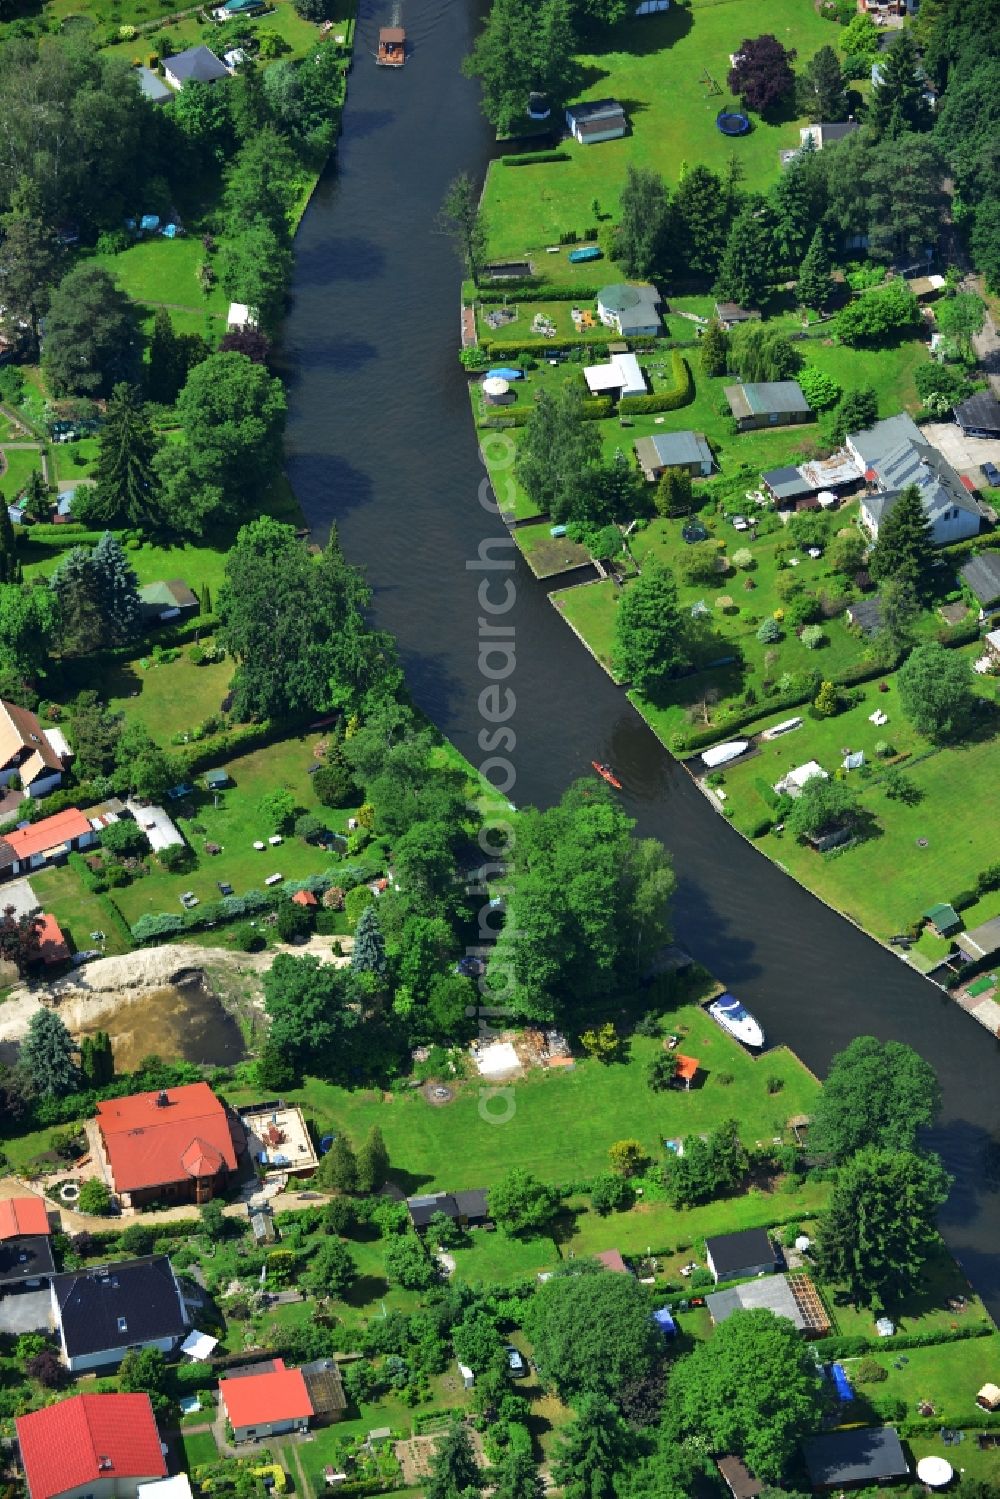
[592,761,622,790]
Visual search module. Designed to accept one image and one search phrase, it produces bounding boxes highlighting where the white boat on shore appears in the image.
[708,992,765,1049]
[701,740,748,769]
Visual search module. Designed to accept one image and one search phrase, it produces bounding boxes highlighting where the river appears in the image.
[282,0,1000,1314]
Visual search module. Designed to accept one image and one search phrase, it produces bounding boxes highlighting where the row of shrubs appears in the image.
[812,1321,993,1359]
[500,150,571,167]
[673,623,985,756]
[480,394,613,429]
[619,352,692,414]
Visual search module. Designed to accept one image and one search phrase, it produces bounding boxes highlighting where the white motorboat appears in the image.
[708,993,765,1049]
[701,740,748,770]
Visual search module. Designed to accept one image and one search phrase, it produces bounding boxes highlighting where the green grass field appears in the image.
[0,447,44,502]
[180,1429,219,1471]
[481,0,841,259]
[109,732,354,925]
[711,663,1000,941]
[89,238,229,318]
[844,1335,1000,1429]
[227,1006,821,1190]
[552,578,621,675]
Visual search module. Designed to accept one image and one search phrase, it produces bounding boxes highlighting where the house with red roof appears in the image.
[35,912,70,967]
[219,1359,314,1442]
[94,1082,243,1209]
[16,1392,166,1499]
[0,1194,55,1288]
[0,806,95,883]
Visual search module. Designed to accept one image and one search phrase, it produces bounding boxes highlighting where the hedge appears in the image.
[500,150,571,166]
[618,353,692,414]
[130,863,379,943]
[479,395,613,430]
[475,282,600,302]
[16,526,122,546]
[812,1321,992,1359]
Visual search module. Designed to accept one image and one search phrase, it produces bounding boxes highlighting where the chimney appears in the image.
[156,1091,170,1108]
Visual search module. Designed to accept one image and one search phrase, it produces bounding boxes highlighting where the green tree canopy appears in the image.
[797,227,833,312]
[88,384,161,530]
[785,775,863,843]
[715,199,777,308]
[463,0,576,136]
[810,1036,941,1161]
[262,953,358,1076]
[670,1308,824,1482]
[425,1419,482,1499]
[218,517,397,720]
[43,265,139,398]
[525,1263,663,1404]
[614,165,670,279]
[218,216,293,330]
[485,781,674,1021]
[897,640,977,741]
[814,1146,951,1306]
[0,583,56,685]
[439,173,489,284]
[835,280,922,344]
[18,1008,78,1096]
[868,30,931,137]
[805,45,848,122]
[728,322,802,383]
[612,560,690,696]
[552,1394,633,1499]
[515,382,601,520]
[0,181,64,358]
[672,164,730,281]
[489,1167,560,1236]
[304,1236,357,1298]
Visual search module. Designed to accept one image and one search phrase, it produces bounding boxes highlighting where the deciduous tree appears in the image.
[785,776,863,842]
[490,1167,560,1236]
[262,953,357,1077]
[525,1263,663,1403]
[670,1309,823,1482]
[614,165,669,279]
[43,265,138,398]
[0,182,63,358]
[515,383,601,519]
[438,174,488,284]
[898,640,977,741]
[810,1036,941,1161]
[612,561,690,694]
[728,35,796,115]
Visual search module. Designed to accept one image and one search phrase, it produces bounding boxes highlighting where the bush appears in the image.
[951,889,978,911]
[855,1357,888,1384]
[100,819,149,861]
[78,1178,112,1215]
[132,912,185,943]
[313,761,357,808]
[619,352,692,414]
[748,815,773,838]
[232,923,265,953]
[345,884,375,928]
[799,367,841,411]
[800,624,826,649]
[501,150,571,166]
[756,617,782,644]
[275,898,313,943]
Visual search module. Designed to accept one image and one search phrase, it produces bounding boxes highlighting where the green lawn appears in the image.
[828,1244,992,1343]
[30,865,132,957]
[89,238,229,318]
[844,1335,1000,1429]
[515,520,593,578]
[103,649,234,739]
[552,578,621,675]
[227,1005,821,1191]
[714,666,1000,941]
[0,446,43,502]
[481,0,841,259]
[180,1429,219,1471]
[98,0,334,65]
[908,1432,1000,1490]
[110,732,355,925]
[49,438,99,483]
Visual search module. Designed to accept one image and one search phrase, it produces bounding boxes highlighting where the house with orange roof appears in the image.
[0,1194,54,1288]
[291,888,318,907]
[219,1359,314,1442]
[0,806,95,883]
[674,1054,700,1089]
[34,912,70,967]
[93,1082,243,1209]
[16,1393,166,1499]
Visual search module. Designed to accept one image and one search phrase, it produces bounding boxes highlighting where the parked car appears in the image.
[981,461,1000,488]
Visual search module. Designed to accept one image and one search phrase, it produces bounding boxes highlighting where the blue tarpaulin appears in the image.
[486,367,524,380]
[831,1363,854,1401]
[140,214,160,232]
[161,223,180,239]
[653,1307,677,1337]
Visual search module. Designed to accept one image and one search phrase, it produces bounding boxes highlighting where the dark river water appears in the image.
[283,0,1000,1314]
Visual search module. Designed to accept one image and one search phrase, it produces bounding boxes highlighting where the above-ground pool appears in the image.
[716,110,751,136]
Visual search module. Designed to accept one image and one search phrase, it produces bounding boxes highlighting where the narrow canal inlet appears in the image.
[283,0,1000,1314]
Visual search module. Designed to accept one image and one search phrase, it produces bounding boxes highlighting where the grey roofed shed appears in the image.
[763,465,812,500]
[955,915,1000,960]
[802,1426,908,1489]
[961,552,1000,608]
[725,381,810,421]
[646,431,713,468]
[705,1272,807,1331]
[165,45,230,85]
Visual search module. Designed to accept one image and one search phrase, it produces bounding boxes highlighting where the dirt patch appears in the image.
[394,1435,440,1486]
[423,1083,456,1106]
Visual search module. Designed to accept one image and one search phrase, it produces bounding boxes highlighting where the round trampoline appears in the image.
[716,109,751,137]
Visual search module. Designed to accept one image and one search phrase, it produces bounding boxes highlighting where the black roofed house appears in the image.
[163,45,229,90]
[961,552,1000,614]
[762,465,815,508]
[802,1426,909,1490]
[846,595,884,637]
[798,121,859,151]
[704,1228,779,1284]
[724,381,812,432]
[715,302,759,330]
[50,1255,190,1373]
[564,99,626,144]
[955,391,1000,439]
[406,1190,489,1232]
[0,1197,55,1290]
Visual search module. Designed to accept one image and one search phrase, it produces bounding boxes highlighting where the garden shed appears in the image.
[923,902,961,938]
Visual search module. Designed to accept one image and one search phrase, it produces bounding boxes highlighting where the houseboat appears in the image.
[377,25,405,65]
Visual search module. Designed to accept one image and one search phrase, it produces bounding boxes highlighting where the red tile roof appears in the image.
[675,1053,700,1084]
[220,1360,314,1429]
[0,1196,50,1240]
[35,912,69,966]
[291,889,318,907]
[96,1082,238,1193]
[5,807,91,861]
[961,474,977,492]
[16,1393,165,1499]
[595,1249,629,1273]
